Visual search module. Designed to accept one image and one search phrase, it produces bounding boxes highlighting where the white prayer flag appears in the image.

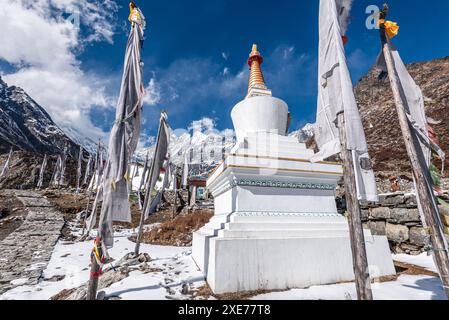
[143,112,171,218]
[37,154,47,189]
[0,148,13,180]
[313,0,378,203]
[97,20,145,248]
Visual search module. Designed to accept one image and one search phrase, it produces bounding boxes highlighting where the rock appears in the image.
[386,223,409,243]
[399,243,422,254]
[96,291,106,300]
[367,221,386,236]
[181,283,190,295]
[370,207,391,220]
[379,195,405,207]
[404,194,417,207]
[439,205,449,217]
[138,253,151,263]
[388,208,420,224]
[361,209,369,221]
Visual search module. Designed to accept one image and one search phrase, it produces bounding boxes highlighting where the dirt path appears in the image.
[0,190,64,295]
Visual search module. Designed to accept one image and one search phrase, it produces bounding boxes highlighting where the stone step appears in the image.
[233,149,315,160]
[217,228,350,239]
[230,214,346,224]
[197,214,231,234]
[224,222,349,231]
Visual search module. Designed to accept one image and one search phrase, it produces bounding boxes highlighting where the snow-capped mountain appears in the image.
[289,123,315,143]
[0,76,80,156]
[136,127,236,168]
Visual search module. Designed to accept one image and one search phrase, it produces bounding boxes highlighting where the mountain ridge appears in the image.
[0,76,80,156]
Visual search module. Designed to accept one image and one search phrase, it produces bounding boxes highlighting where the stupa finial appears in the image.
[246,44,272,99]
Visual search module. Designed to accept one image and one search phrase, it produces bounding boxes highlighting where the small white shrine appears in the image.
[192,45,395,294]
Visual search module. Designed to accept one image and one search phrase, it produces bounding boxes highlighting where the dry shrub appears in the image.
[130,209,213,247]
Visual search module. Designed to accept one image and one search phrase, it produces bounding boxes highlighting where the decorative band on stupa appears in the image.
[246,44,272,99]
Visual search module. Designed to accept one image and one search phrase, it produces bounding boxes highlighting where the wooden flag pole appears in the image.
[337,113,373,300]
[173,173,178,219]
[86,236,103,300]
[380,5,449,298]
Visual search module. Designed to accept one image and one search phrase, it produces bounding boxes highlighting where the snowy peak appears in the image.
[289,123,315,143]
[137,126,236,168]
[0,76,80,156]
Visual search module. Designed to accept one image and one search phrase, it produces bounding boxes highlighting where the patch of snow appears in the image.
[10,278,29,286]
[393,253,438,273]
[253,275,446,300]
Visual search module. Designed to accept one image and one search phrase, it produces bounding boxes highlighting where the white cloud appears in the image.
[222,67,230,76]
[221,52,229,60]
[0,0,119,143]
[283,47,295,59]
[189,117,216,133]
[142,78,161,106]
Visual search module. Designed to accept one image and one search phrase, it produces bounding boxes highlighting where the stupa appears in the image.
[192,45,395,294]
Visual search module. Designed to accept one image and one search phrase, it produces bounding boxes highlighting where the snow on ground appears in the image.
[253,275,446,300]
[393,253,438,273]
[1,221,447,300]
[0,228,205,300]
[253,253,447,300]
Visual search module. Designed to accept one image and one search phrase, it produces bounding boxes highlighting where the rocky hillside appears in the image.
[355,56,449,185]
[0,76,79,156]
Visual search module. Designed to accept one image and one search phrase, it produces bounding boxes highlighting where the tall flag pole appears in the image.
[37,154,48,189]
[182,148,189,189]
[50,155,62,188]
[89,140,100,190]
[83,154,93,187]
[378,4,449,298]
[137,150,150,209]
[0,147,13,180]
[313,0,376,299]
[59,145,68,187]
[134,111,170,255]
[76,145,83,194]
[86,0,146,300]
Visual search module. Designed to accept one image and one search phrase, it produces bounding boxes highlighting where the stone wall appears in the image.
[360,192,449,255]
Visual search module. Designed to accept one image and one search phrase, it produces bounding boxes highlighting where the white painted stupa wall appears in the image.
[231,96,289,142]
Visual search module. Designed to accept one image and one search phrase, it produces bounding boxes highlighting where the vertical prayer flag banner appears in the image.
[143,113,171,219]
[0,148,13,179]
[313,0,378,203]
[83,155,92,186]
[97,14,146,248]
[37,154,48,189]
[182,150,189,189]
[148,159,171,215]
[377,25,447,235]
[138,151,150,193]
[51,155,62,187]
[76,146,83,193]
[59,147,67,186]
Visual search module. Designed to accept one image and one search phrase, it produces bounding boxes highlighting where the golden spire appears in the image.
[246,44,272,99]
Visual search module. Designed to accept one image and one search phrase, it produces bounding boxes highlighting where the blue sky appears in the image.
[1,0,449,146]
